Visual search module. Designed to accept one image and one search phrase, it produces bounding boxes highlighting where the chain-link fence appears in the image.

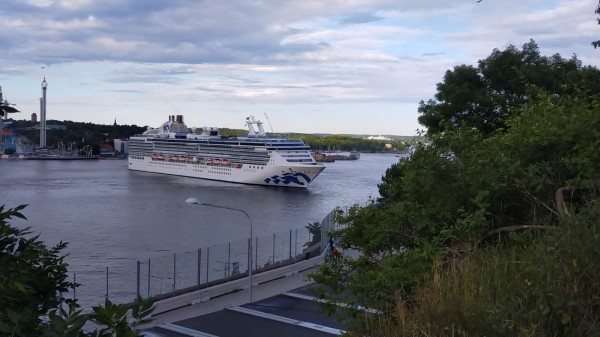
[70,207,345,308]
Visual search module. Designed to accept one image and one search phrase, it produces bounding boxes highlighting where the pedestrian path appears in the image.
[140,253,351,337]
[145,264,318,325]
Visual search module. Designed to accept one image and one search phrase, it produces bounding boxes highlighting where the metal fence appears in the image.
[70,207,344,308]
[134,228,310,299]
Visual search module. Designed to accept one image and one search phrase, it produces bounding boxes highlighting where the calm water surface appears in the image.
[0,153,400,305]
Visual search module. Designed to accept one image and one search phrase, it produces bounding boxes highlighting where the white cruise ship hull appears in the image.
[126,115,326,188]
[128,156,325,188]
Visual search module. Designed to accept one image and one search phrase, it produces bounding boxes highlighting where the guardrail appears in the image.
[151,249,326,315]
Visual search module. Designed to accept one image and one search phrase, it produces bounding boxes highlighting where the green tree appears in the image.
[310,55,600,335]
[418,40,600,136]
[0,205,154,336]
[0,205,74,336]
[304,221,321,248]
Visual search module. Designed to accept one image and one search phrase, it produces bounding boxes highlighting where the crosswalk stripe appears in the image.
[154,322,220,337]
[227,306,345,335]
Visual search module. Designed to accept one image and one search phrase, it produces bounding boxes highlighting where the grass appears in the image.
[365,201,600,337]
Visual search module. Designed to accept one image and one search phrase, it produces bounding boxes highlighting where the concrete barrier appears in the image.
[151,252,325,315]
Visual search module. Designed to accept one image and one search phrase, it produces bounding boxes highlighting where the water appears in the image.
[0,153,401,306]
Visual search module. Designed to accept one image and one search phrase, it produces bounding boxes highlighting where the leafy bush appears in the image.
[377,200,600,337]
[0,205,154,337]
[309,52,600,335]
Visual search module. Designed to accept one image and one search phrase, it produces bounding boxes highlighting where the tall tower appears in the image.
[40,78,47,148]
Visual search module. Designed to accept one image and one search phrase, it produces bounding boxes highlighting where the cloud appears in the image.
[339,12,385,25]
[1,0,598,135]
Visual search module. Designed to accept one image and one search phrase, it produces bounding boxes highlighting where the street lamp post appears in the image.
[185,197,253,303]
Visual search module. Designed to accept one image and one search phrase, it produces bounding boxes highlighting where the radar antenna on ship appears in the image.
[246,115,267,137]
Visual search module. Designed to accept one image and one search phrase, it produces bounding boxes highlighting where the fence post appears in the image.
[106,267,109,300]
[59,292,64,318]
[197,248,202,286]
[137,260,141,299]
[255,237,258,270]
[173,253,176,292]
[272,233,276,264]
[73,273,76,300]
[289,230,292,260]
[206,247,210,284]
[228,242,231,278]
[248,238,251,275]
[147,259,151,298]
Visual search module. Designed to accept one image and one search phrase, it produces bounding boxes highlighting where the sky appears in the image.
[0,0,598,136]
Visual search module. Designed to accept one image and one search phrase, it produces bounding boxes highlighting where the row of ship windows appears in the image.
[134,148,270,160]
[152,143,271,155]
[280,154,312,158]
[130,152,268,165]
[150,162,187,168]
[187,168,231,176]
[147,162,232,175]
[130,144,270,156]
[131,140,309,150]
[130,147,269,158]
[208,171,231,175]
[153,140,308,148]
[286,159,315,163]
[208,167,231,171]
[146,160,272,173]
[149,161,235,170]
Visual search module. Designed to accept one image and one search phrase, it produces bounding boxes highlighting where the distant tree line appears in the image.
[6,119,147,154]
[294,134,411,153]
[216,128,414,153]
[6,118,411,154]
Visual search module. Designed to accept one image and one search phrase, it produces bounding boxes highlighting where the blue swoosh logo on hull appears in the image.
[264,172,312,186]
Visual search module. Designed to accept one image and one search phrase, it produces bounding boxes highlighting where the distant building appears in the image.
[113,139,128,154]
[31,113,37,123]
[32,123,66,130]
[367,135,392,141]
[99,142,116,157]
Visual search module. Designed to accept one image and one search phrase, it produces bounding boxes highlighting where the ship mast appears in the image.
[264,113,274,134]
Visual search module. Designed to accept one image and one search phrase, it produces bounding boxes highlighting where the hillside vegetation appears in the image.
[310,40,600,336]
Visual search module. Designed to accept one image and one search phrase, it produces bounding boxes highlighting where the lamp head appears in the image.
[185,197,200,205]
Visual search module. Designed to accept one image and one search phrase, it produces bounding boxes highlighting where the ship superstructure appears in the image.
[127,115,325,188]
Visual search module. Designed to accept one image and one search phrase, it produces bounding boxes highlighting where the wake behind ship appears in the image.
[127,115,325,188]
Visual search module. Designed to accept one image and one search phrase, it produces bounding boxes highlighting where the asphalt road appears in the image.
[143,285,346,337]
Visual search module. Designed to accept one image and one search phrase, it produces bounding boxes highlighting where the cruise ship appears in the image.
[128,115,325,188]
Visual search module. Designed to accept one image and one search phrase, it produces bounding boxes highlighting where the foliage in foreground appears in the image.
[309,42,600,336]
[0,204,154,337]
[367,202,600,337]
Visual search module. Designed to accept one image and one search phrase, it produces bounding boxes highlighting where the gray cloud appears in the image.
[1,0,597,135]
[340,12,384,25]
